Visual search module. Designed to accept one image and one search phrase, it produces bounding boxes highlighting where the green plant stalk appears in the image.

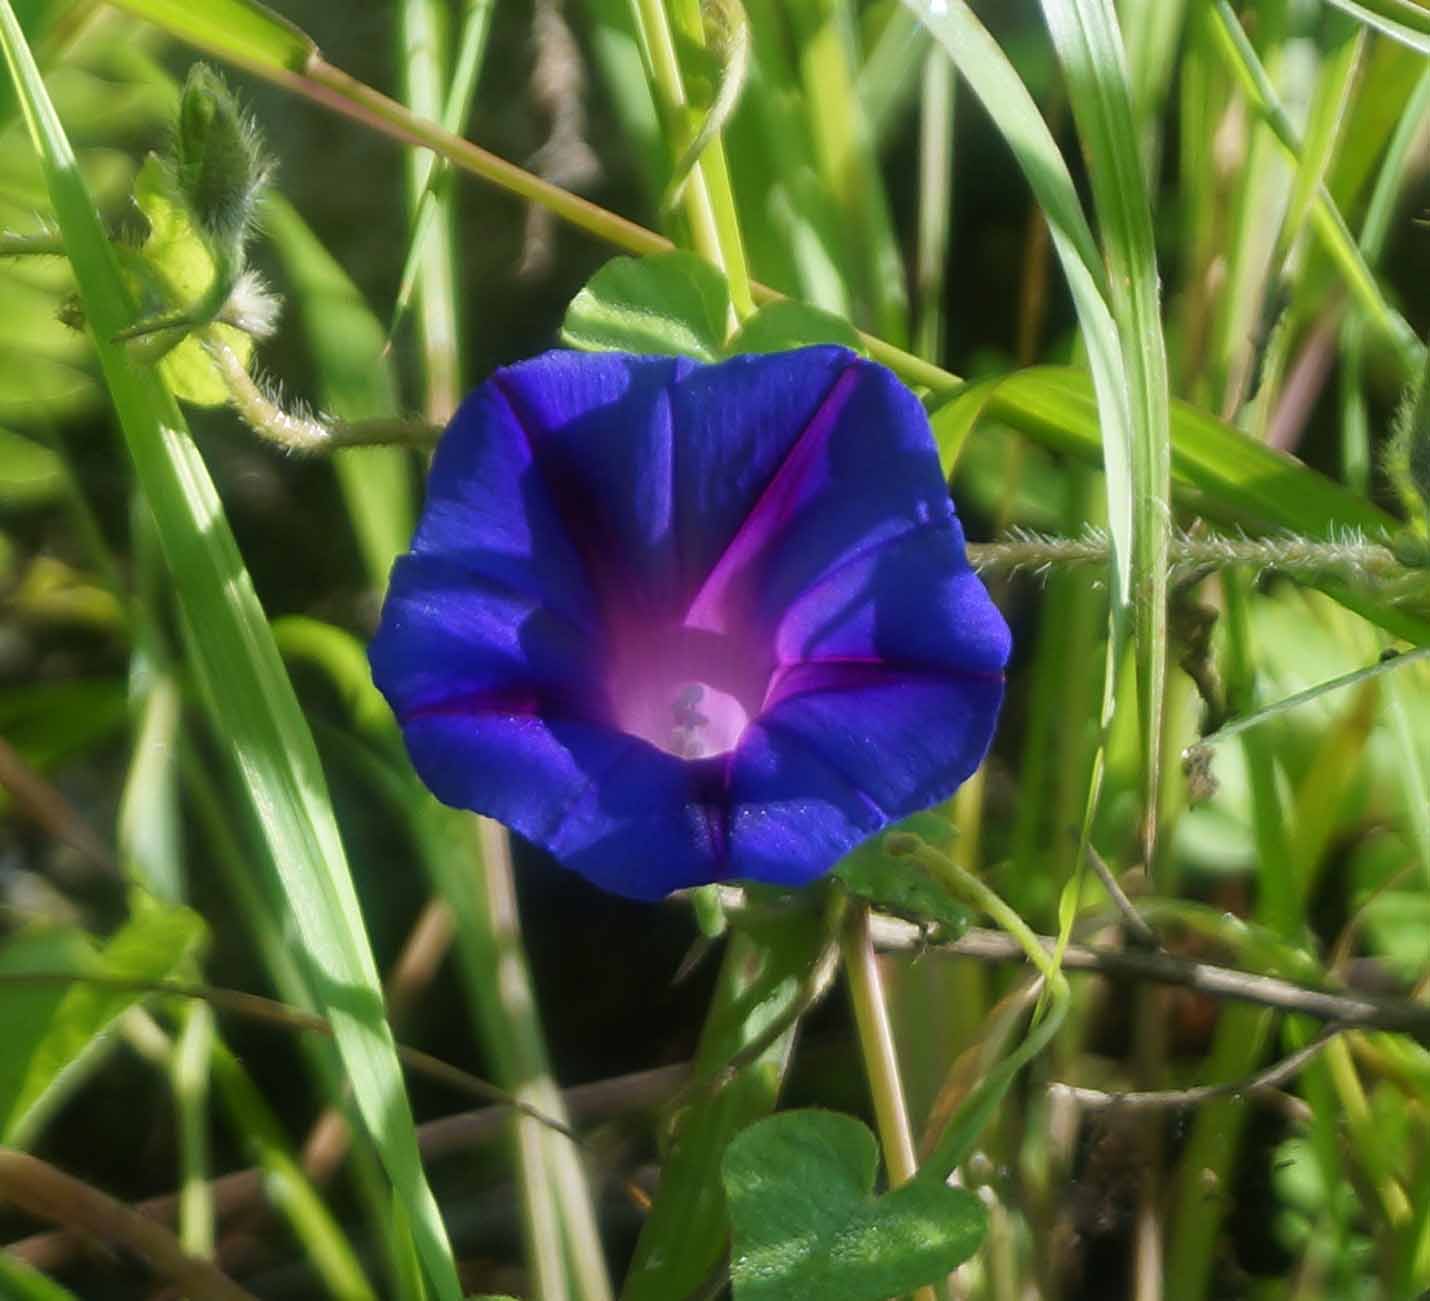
[840,904,943,1301]
[1278,11,1362,266]
[892,838,1070,1181]
[173,1001,216,1259]
[914,48,954,363]
[790,0,909,345]
[669,0,754,321]
[1322,1033,1410,1226]
[399,0,461,421]
[417,808,613,1301]
[260,197,415,587]
[0,1253,83,1301]
[630,0,737,326]
[390,0,495,339]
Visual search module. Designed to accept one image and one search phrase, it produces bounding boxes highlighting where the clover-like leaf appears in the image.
[727,300,866,356]
[561,251,730,361]
[723,1109,987,1301]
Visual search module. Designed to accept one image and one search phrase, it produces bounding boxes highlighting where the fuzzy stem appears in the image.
[0,229,65,256]
[208,338,439,452]
[966,528,1413,584]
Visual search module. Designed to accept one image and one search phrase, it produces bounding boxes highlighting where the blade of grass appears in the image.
[1209,0,1424,379]
[1340,64,1430,489]
[0,12,463,1298]
[97,0,311,72]
[1281,11,1364,264]
[914,47,954,363]
[389,0,494,344]
[398,0,461,420]
[1038,0,1173,871]
[1323,0,1430,54]
[789,0,909,343]
[260,197,414,587]
[903,0,1135,614]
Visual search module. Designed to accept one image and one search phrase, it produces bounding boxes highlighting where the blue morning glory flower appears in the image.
[369,347,1010,900]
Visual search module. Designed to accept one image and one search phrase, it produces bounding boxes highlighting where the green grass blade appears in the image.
[0,1254,83,1300]
[0,12,462,1298]
[904,0,1135,610]
[1323,0,1430,54]
[262,197,414,589]
[914,48,954,362]
[98,0,312,72]
[1281,12,1364,260]
[1209,1,1424,378]
[389,0,494,350]
[789,0,908,343]
[0,905,206,1146]
[1039,0,1173,865]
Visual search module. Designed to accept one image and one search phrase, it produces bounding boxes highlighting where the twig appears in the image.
[4,1062,689,1273]
[1084,844,1158,946]
[696,887,1430,1040]
[0,971,576,1139]
[862,916,1430,1042]
[1050,1026,1341,1112]
[0,1149,257,1301]
[0,735,118,876]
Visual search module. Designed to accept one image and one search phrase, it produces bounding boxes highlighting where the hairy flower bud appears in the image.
[173,65,270,251]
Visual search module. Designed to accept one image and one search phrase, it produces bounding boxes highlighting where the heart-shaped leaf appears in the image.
[726,300,865,356]
[723,1110,987,1301]
[561,251,729,361]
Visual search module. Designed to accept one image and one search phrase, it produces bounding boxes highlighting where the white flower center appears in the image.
[664,681,750,759]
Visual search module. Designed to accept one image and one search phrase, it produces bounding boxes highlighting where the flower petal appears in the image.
[728,665,1005,887]
[685,352,952,637]
[370,552,604,721]
[771,519,1012,677]
[399,710,727,900]
[413,383,599,632]
[491,351,690,613]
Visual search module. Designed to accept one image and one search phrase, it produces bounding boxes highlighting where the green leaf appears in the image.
[105,0,315,74]
[0,427,64,506]
[727,300,865,355]
[127,153,252,406]
[0,11,464,1298]
[0,905,206,1146]
[562,251,730,361]
[723,1109,987,1301]
[835,814,971,939]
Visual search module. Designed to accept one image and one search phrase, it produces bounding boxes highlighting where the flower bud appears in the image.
[173,65,270,251]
